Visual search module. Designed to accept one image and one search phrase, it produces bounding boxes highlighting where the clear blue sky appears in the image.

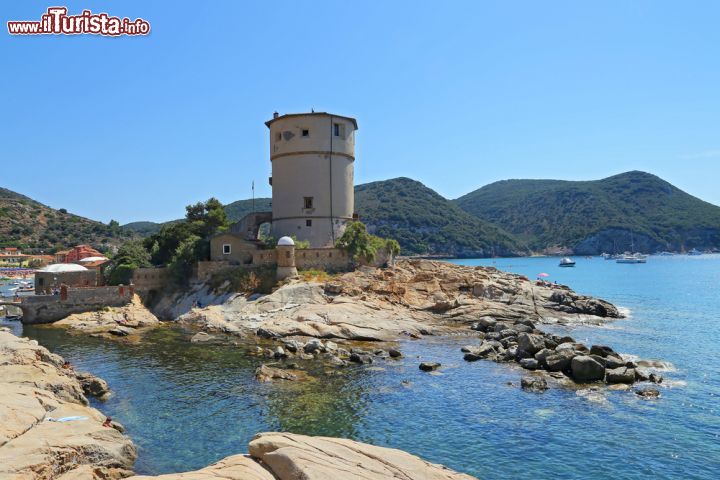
[2,1,719,224]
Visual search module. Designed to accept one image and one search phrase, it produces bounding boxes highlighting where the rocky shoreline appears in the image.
[171,259,621,340]
[0,328,136,479]
[460,317,663,395]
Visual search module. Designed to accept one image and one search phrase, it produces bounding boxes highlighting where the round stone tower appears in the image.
[276,236,298,280]
[266,112,358,248]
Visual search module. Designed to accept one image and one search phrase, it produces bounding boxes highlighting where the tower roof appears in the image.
[265,112,358,130]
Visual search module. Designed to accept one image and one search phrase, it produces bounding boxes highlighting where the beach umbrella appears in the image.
[537,273,550,278]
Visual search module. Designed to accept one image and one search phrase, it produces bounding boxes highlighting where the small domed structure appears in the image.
[38,263,89,273]
[277,236,295,246]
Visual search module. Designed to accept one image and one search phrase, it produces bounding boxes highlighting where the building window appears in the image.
[306,219,312,227]
[223,244,231,255]
[275,132,281,141]
[333,123,340,136]
[304,196,313,209]
[302,129,309,137]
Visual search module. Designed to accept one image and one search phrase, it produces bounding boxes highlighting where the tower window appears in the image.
[222,244,231,255]
[333,123,340,136]
[304,196,314,209]
[306,219,312,227]
[302,129,309,137]
[275,132,281,141]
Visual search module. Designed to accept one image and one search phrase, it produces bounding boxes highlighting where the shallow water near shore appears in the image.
[3,255,720,479]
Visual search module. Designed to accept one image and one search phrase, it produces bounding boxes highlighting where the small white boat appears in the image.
[559,257,576,267]
[617,253,647,264]
[688,248,702,256]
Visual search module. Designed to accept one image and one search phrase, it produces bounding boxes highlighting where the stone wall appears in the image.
[196,260,235,282]
[295,248,350,270]
[20,286,134,324]
[133,267,169,291]
[35,270,99,294]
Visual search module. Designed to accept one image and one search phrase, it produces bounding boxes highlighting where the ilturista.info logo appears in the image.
[7,7,150,36]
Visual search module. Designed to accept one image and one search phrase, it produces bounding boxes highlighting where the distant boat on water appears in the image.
[617,253,647,264]
[688,248,702,256]
[559,257,576,267]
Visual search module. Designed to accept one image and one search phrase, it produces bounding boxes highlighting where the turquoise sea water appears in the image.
[2,255,720,479]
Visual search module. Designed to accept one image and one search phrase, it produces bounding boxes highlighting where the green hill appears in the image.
[454,171,720,254]
[0,187,133,252]
[355,178,524,257]
[123,180,524,257]
[224,198,272,222]
[122,198,273,236]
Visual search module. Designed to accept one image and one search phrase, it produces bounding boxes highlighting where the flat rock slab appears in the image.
[126,432,477,479]
[128,454,275,480]
[248,432,477,480]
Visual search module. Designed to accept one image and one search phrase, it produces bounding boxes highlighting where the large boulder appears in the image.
[545,351,575,372]
[590,345,616,357]
[606,367,636,384]
[517,333,545,355]
[247,432,477,480]
[570,355,606,382]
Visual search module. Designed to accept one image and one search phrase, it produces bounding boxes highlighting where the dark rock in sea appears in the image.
[473,316,497,332]
[484,332,502,341]
[463,352,482,362]
[273,346,288,359]
[590,345,616,357]
[649,373,663,384]
[556,342,589,354]
[635,388,661,399]
[534,348,553,366]
[515,318,536,329]
[590,354,607,367]
[545,351,574,372]
[571,355,606,382]
[513,323,533,334]
[606,367,636,384]
[514,349,533,361]
[304,339,324,354]
[520,358,539,370]
[419,362,441,372]
[517,333,545,355]
[283,340,300,353]
[349,353,373,365]
[604,355,626,369]
[521,376,548,392]
[388,348,402,358]
[498,329,518,339]
[75,371,110,399]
